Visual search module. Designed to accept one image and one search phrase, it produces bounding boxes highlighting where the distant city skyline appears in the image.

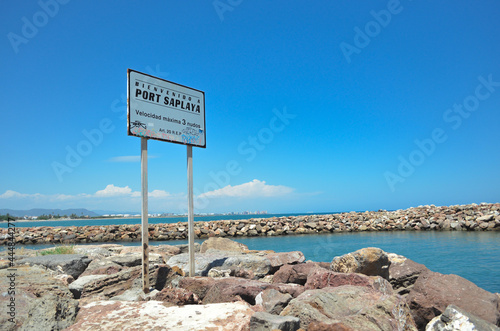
[1,1,499,214]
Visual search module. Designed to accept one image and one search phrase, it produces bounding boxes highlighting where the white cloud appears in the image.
[95,184,134,197]
[149,190,171,198]
[0,185,178,211]
[0,190,27,199]
[0,180,294,213]
[199,179,293,199]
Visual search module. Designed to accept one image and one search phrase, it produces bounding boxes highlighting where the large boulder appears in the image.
[250,311,300,331]
[304,269,393,295]
[331,247,390,280]
[17,254,91,278]
[0,266,75,330]
[66,300,255,330]
[281,286,417,330]
[255,288,293,314]
[426,305,500,331]
[273,262,328,285]
[388,253,429,296]
[69,274,109,298]
[407,270,500,329]
[221,254,272,278]
[200,237,248,253]
[69,264,169,299]
[202,277,272,305]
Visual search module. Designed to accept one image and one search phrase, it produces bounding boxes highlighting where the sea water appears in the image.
[5,230,499,293]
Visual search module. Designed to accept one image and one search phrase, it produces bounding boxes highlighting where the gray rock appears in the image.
[0,266,74,330]
[426,305,500,331]
[109,254,142,267]
[255,288,292,314]
[331,247,390,280]
[388,253,429,296]
[477,214,494,222]
[167,253,227,276]
[200,237,248,253]
[110,288,147,301]
[70,265,167,299]
[221,255,272,278]
[73,245,115,258]
[250,311,300,331]
[17,254,91,278]
[20,294,79,331]
[79,259,124,276]
[69,275,109,298]
[208,268,231,278]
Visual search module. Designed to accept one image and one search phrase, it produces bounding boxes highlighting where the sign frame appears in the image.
[127,69,206,148]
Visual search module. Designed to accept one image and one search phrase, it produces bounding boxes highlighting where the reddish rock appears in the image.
[189,277,304,305]
[271,283,305,298]
[233,268,255,279]
[151,287,200,305]
[178,276,217,300]
[202,277,270,305]
[273,262,328,285]
[308,321,355,331]
[406,270,500,329]
[304,269,393,295]
[281,286,417,330]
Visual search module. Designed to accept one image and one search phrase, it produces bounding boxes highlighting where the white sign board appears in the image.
[127,69,206,148]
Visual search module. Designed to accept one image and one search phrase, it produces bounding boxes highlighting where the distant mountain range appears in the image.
[92,210,140,216]
[0,208,100,217]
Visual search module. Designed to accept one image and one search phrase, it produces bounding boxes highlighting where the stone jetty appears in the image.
[1,238,499,330]
[1,203,499,246]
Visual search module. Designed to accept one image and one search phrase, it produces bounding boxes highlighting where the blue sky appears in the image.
[1,0,499,214]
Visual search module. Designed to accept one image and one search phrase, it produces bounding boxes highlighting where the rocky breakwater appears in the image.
[1,237,499,330]
[1,203,499,246]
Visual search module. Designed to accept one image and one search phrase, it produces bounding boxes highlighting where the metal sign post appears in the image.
[141,137,149,293]
[187,145,195,276]
[127,69,205,287]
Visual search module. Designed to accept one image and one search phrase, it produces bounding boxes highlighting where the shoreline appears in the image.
[1,236,499,329]
[1,203,498,246]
